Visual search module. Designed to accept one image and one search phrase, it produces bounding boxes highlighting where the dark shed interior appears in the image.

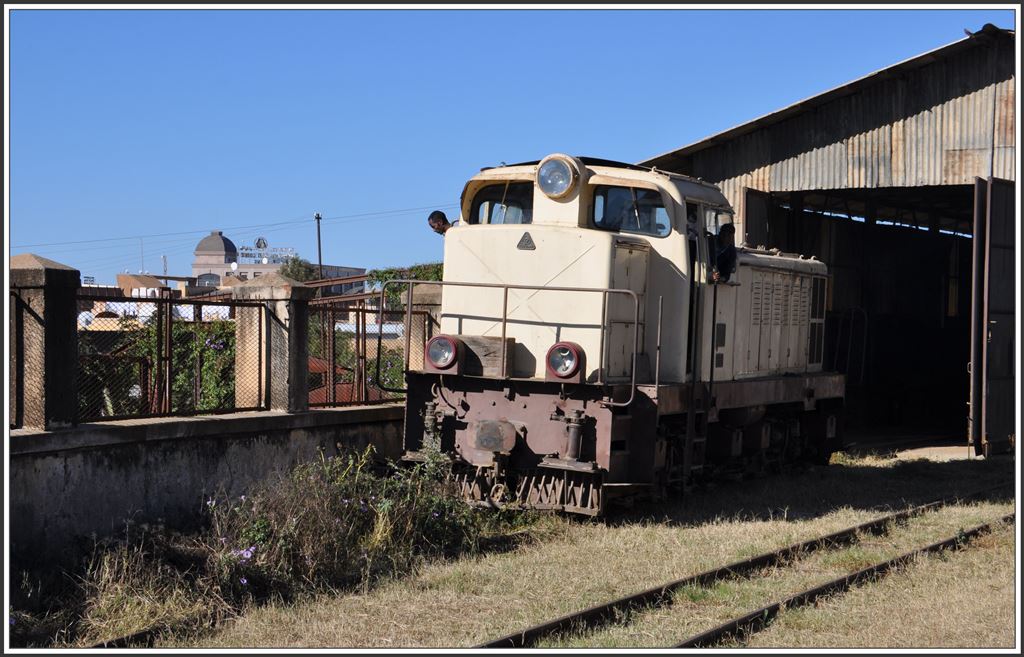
[746,186,976,438]
[642,24,1015,450]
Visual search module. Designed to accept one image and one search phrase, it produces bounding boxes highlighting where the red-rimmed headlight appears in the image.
[546,342,582,378]
[426,335,458,370]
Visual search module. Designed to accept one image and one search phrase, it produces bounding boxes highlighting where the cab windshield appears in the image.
[593,185,671,237]
[470,182,533,225]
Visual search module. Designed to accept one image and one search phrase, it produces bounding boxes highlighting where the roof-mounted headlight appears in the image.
[537,154,580,200]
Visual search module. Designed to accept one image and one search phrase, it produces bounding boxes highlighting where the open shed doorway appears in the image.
[744,185,978,445]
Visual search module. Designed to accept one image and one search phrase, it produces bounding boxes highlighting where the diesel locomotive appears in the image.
[382,154,845,516]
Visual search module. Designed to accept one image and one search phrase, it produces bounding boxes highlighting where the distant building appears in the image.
[190,230,365,294]
[115,273,170,298]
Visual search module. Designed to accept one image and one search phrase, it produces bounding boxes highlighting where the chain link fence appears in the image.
[76,294,266,422]
[18,289,414,425]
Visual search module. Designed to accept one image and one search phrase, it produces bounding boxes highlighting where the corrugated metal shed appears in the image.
[642,24,1015,228]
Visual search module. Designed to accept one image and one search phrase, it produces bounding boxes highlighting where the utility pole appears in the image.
[139,237,145,273]
[162,255,168,277]
[315,212,324,279]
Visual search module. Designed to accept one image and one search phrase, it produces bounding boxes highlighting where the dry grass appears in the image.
[541,501,1015,648]
[169,511,873,648]
[73,540,217,647]
[742,523,1017,648]
[162,452,1015,649]
[11,448,530,649]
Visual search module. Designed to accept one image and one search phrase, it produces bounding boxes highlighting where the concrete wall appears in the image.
[9,405,404,570]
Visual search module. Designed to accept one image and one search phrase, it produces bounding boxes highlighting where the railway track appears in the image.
[675,512,1015,647]
[479,484,1014,648]
[85,483,1012,649]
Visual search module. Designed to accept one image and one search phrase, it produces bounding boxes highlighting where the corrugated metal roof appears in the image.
[641,24,1014,169]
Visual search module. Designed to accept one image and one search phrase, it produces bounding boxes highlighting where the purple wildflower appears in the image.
[9,617,15,626]
[239,577,248,586]
[241,549,253,560]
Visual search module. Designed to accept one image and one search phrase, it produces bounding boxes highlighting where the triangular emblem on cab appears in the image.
[516,232,536,250]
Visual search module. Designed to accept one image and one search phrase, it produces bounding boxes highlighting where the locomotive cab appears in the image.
[435,155,725,383]
[393,155,845,515]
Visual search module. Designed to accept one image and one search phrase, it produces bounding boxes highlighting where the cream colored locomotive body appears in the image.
[401,155,843,515]
[438,159,828,386]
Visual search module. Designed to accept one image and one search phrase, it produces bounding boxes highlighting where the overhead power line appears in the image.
[51,203,461,275]
[12,203,457,249]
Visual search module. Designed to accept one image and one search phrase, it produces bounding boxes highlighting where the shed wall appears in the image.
[657,35,1015,232]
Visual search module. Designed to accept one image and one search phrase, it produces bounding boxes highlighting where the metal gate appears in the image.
[969,177,1015,457]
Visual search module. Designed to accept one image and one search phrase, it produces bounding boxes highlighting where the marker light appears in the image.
[546,342,582,378]
[426,335,458,369]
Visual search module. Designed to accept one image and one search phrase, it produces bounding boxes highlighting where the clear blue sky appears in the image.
[8,7,1016,283]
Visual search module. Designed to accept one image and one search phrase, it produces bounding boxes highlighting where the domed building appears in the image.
[189,229,365,293]
[191,230,238,287]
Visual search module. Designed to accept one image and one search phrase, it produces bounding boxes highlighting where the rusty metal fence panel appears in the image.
[75,294,265,422]
[308,300,432,407]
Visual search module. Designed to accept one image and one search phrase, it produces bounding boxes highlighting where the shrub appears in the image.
[366,262,443,309]
[78,316,237,419]
[10,446,528,647]
[201,447,482,601]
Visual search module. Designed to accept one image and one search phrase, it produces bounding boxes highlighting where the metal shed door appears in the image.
[968,177,1015,457]
[744,188,771,248]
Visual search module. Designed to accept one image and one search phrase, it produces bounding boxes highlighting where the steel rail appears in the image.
[478,483,1013,648]
[83,484,1012,650]
[676,512,1016,648]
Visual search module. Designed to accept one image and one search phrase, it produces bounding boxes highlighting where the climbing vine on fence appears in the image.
[77,314,237,419]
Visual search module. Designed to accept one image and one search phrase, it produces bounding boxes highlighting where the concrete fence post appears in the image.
[9,254,81,430]
[232,272,315,412]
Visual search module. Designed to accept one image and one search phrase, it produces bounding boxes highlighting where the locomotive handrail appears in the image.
[373,279,641,407]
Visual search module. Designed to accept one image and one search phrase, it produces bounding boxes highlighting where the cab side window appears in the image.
[705,207,738,283]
